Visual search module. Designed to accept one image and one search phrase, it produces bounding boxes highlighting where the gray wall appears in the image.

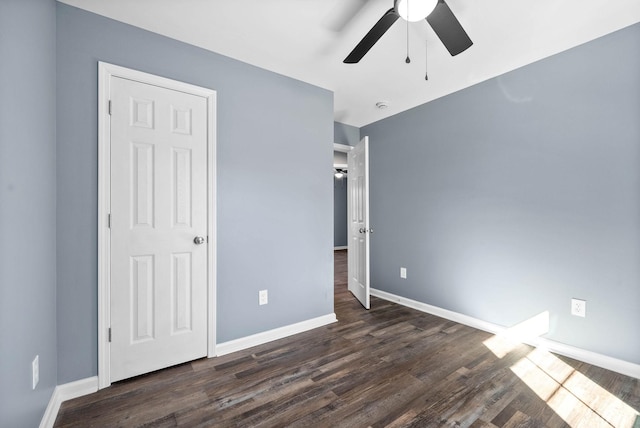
[57,4,334,384]
[362,23,640,364]
[334,121,360,147]
[334,176,348,247]
[0,0,58,426]
[333,151,348,165]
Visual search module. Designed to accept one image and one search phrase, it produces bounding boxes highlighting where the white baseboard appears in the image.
[39,293,638,427]
[334,246,347,251]
[216,313,338,356]
[371,288,503,335]
[371,288,640,380]
[38,315,338,426]
[40,376,98,428]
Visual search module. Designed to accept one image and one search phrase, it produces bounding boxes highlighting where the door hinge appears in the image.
[108,100,112,115]
[108,327,112,342]
[107,213,111,228]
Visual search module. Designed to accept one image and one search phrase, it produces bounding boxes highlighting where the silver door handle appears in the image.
[194,236,206,245]
[359,228,365,234]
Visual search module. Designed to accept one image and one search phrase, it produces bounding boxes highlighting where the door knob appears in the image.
[193,236,206,245]
[359,228,365,233]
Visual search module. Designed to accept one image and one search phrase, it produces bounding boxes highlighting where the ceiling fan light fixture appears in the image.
[395,0,438,22]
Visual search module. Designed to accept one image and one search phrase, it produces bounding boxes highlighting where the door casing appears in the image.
[97,62,217,389]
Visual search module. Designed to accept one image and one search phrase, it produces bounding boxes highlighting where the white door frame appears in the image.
[334,143,352,158]
[97,62,217,389]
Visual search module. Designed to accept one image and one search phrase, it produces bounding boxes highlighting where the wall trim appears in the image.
[40,377,99,428]
[333,143,353,153]
[216,313,337,356]
[371,288,640,380]
[334,246,348,250]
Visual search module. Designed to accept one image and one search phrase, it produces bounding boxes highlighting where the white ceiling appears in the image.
[59,0,640,127]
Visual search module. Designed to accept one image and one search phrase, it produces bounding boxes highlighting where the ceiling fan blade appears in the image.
[426,0,473,56]
[344,8,400,64]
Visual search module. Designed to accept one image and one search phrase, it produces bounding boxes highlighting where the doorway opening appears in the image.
[333,139,370,310]
[333,143,351,309]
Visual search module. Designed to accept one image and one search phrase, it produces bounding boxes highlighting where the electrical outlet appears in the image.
[400,267,407,279]
[259,290,268,305]
[571,298,586,317]
[32,355,39,390]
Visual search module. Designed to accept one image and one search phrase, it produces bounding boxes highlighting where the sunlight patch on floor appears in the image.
[511,348,639,427]
[483,311,550,358]
[482,312,638,427]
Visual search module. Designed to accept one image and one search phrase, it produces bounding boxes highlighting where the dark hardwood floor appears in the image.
[55,250,640,427]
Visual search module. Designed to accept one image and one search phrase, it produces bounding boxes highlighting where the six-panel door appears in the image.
[347,137,370,309]
[109,76,208,382]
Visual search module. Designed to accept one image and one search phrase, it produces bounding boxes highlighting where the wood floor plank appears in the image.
[55,250,640,427]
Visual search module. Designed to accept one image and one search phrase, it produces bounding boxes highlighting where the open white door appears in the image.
[347,136,370,309]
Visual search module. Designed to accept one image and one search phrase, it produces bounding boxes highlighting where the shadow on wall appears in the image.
[334,121,360,147]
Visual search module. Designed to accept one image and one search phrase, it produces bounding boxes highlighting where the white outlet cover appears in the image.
[259,290,268,305]
[400,267,407,279]
[571,298,586,317]
[32,355,39,390]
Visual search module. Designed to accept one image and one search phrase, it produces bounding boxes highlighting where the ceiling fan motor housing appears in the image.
[395,0,439,22]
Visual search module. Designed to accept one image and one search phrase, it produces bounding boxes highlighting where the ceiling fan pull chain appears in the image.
[405,0,411,63]
[425,40,428,80]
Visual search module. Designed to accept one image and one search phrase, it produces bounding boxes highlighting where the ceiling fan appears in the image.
[343,0,472,63]
[334,168,348,178]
